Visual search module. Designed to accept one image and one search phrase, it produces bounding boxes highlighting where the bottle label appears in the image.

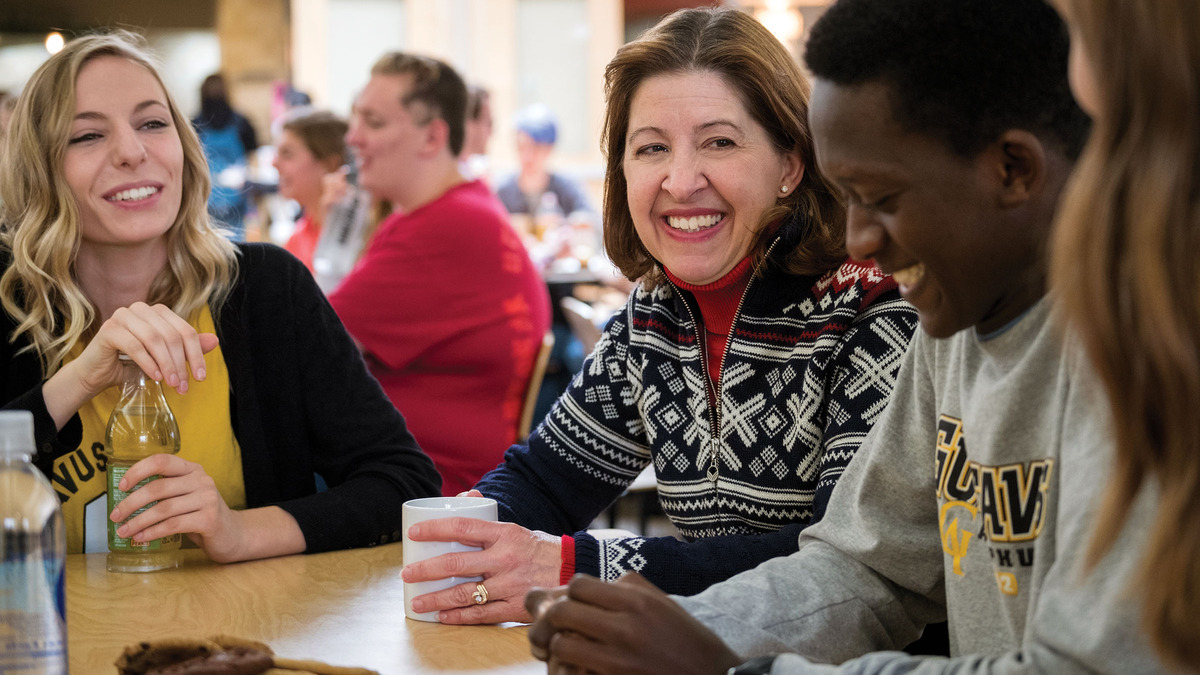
[107,466,181,551]
[0,629,66,673]
[0,624,67,674]
[0,557,67,674]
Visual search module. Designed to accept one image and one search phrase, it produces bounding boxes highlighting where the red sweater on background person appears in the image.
[329,179,551,495]
[284,213,319,273]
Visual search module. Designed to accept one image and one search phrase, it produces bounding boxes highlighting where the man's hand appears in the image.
[526,573,742,675]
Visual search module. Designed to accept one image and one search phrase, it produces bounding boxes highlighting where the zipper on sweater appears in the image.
[668,236,781,486]
[674,297,720,482]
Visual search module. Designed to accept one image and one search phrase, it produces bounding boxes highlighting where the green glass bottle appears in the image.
[105,354,182,573]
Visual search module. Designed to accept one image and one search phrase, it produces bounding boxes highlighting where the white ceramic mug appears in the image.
[402,496,498,622]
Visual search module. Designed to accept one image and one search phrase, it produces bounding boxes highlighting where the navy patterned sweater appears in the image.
[475,240,918,596]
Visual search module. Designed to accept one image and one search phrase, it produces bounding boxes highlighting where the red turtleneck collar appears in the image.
[664,257,755,397]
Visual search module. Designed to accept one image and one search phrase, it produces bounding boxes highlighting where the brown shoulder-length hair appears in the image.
[602,7,845,287]
[1050,0,1200,669]
[281,108,348,171]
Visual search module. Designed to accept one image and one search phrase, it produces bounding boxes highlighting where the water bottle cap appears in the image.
[0,410,36,457]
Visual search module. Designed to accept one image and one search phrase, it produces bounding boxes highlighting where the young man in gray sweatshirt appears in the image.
[525,0,1173,672]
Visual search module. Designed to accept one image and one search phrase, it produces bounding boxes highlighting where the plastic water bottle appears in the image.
[0,410,68,674]
[105,354,182,573]
[312,163,372,294]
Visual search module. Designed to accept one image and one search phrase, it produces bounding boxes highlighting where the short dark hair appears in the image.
[804,0,1090,159]
[371,52,468,156]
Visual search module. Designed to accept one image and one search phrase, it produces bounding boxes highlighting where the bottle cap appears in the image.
[0,410,36,457]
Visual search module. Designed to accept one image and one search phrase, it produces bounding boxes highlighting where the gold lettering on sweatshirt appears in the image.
[934,415,1055,571]
[940,500,976,575]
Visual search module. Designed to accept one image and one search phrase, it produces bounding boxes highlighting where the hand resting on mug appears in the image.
[400,491,561,623]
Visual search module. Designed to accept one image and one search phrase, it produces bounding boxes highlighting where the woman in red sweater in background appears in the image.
[273,109,346,271]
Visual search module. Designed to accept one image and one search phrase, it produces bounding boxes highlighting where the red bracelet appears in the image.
[559,535,576,585]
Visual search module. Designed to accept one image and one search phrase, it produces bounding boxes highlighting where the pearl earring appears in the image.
[780,185,788,194]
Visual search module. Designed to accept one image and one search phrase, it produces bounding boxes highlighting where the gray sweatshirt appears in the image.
[678,299,1168,673]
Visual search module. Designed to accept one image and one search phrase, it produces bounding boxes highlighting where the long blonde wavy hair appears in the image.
[1050,0,1200,668]
[0,30,237,377]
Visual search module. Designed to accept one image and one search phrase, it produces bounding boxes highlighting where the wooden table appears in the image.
[66,544,542,674]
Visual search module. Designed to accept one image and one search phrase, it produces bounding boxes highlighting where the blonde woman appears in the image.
[1051,0,1200,669]
[0,31,439,562]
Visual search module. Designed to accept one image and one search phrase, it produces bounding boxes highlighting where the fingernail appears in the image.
[110,509,121,522]
[196,367,206,380]
[408,524,420,537]
[400,568,411,581]
[167,373,179,387]
[117,525,129,537]
[153,370,164,381]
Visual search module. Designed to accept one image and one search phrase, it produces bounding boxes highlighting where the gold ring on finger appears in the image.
[472,581,489,605]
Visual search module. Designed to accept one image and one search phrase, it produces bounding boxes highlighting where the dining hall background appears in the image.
[0,0,833,222]
[0,0,835,452]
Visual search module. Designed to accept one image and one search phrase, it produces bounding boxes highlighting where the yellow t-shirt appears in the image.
[49,305,246,554]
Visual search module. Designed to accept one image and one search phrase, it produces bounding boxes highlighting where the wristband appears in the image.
[559,534,576,584]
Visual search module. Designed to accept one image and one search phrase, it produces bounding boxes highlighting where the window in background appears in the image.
[0,39,53,94]
[326,0,407,114]
[154,31,221,118]
[516,0,590,158]
[0,30,218,122]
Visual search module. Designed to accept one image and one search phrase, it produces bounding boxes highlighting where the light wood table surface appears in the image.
[66,544,542,674]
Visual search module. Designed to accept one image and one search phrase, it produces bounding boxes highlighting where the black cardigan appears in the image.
[2,243,441,552]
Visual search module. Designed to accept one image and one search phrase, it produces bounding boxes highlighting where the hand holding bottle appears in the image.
[109,452,250,564]
[318,166,352,218]
[105,354,183,572]
[313,164,372,294]
[97,317,306,567]
[43,302,218,430]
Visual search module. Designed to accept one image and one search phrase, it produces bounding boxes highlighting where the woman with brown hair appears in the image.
[272,108,347,271]
[400,6,917,625]
[1050,0,1200,669]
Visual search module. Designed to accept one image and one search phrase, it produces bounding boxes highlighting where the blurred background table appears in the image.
[66,544,540,674]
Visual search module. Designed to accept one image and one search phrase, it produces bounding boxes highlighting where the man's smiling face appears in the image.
[809,79,1044,338]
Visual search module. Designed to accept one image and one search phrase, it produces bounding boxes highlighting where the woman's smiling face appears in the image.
[273,129,331,212]
[64,55,184,250]
[622,69,803,286]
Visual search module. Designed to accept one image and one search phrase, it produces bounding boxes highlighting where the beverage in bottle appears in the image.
[312,161,372,294]
[105,354,182,573]
[0,410,67,674]
[533,191,564,242]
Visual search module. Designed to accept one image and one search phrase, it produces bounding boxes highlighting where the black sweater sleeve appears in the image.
[2,244,441,552]
[219,244,442,552]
